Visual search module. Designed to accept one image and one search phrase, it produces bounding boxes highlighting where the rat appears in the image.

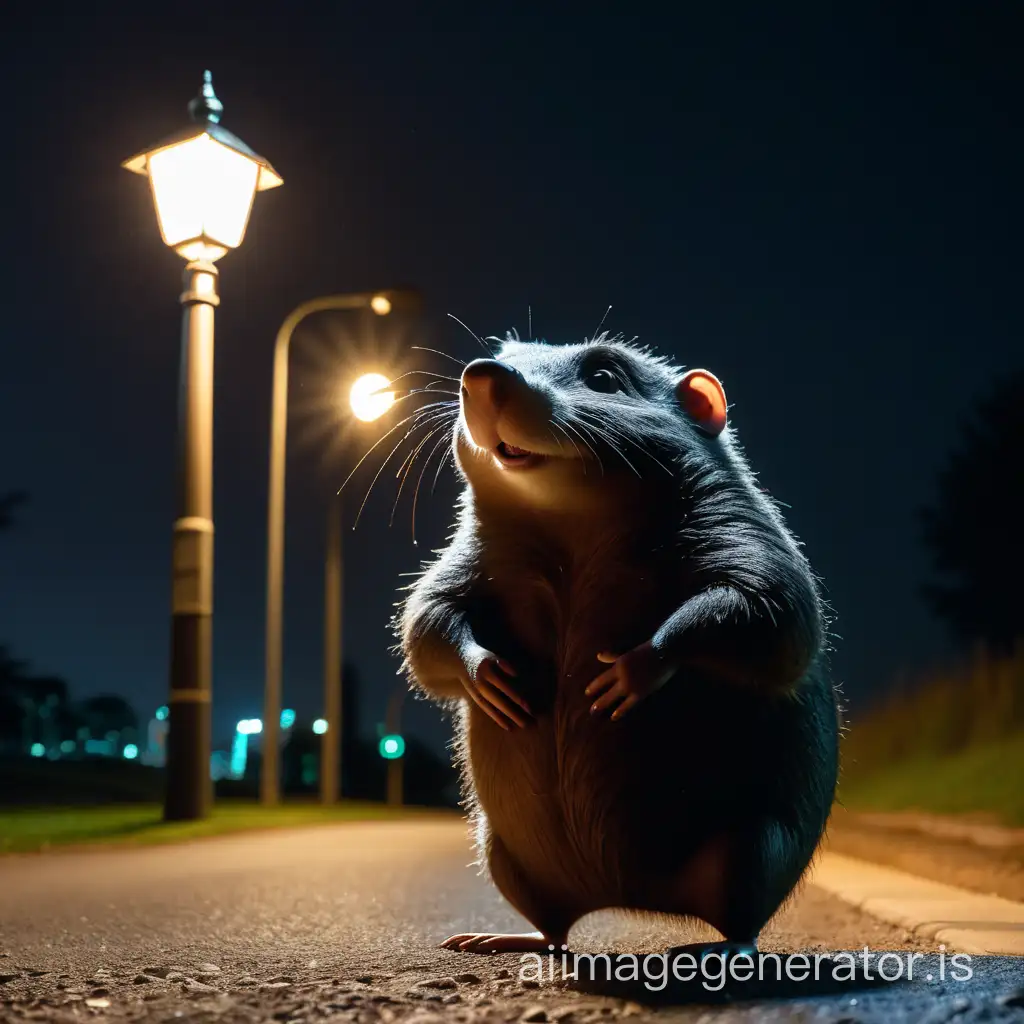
[394,333,840,959]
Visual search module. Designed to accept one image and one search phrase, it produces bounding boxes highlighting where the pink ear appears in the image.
[676,369,727,436]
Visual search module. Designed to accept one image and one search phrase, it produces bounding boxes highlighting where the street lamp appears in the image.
[262,291,418,808]
[383,686,406,808]
[123,71,282,821]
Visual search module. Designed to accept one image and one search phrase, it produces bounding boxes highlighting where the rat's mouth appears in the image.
[495,440,546,469]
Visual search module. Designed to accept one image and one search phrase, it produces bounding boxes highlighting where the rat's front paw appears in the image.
[461,647,532,730]
[585,640,674,720]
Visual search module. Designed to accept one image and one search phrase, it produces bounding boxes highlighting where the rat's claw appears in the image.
[589,682,626,715]
[462,682,512,730]
[610,694,640,719]
[480,663,531,714]
[584,663,619,698]
[440,931,555,954]
[478,680,530,727]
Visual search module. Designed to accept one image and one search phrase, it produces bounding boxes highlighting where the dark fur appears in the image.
[394,334,840,947]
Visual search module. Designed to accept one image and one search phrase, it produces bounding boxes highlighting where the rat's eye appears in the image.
[586,368,623,393]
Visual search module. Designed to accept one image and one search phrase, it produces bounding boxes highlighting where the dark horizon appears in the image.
[1,7,1020,753]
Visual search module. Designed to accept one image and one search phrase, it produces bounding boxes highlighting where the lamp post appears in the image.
[123,72,282,820]
[261,293,418,807]
[383,686,406,808]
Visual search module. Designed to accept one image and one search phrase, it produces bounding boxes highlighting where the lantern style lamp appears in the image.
[122,70,282,262]
[122,73,282,823]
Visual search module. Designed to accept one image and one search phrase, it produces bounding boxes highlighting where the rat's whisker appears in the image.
[577,410,675,479]
[551,417,587,476]
[447,313,492,355]
[354,408,456,529]
[411,345,468,369]
[338,401,457,494]
[571,414,639,478]
[559,416,604,476]
[431,443,453,495]
[410,429,455,543]
[392,421,452,528]
[589,305,612,343]
[386,368,462,386]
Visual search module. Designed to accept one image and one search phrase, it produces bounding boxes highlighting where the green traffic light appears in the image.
[379,734,405,760]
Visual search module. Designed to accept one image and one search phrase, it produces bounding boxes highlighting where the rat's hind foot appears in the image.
[441,931,563,954]
[666,940,758,964]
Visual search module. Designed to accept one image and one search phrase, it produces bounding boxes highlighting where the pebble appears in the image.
[197,963,221,973]
[85,996,111,1008]
[141,966,181,980]
[164,972,187,983]
[521,1005,548,1022]
[89,987,110,997]
[132,975,155,985]
[495,969,512,979]
[355,974,375,983]
[521,979,541,989]
[455,973,483,985]
[418,977,458,990]
[236,976,260,987]
[184,979,220,993]
[442,993,462,1004]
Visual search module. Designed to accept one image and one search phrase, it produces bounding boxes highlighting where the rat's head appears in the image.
[455,335,728,512]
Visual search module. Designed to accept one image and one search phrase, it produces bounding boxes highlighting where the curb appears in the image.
[809,851,1024,955]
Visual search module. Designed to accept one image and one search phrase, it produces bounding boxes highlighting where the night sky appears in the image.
[1,7,1020,755]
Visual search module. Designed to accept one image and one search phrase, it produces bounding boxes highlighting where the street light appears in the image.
[123,71,282,821]
[384,687,406,808]
[262,291,418,808]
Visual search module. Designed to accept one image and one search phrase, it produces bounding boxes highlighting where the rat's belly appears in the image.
[464,673,711,906]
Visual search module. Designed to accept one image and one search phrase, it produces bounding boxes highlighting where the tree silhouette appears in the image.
[920,367,1024,653]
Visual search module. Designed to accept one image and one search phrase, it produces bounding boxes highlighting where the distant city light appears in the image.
[378,734,405,760]
[312,718,328,735]
[280,708,296,729]
[123,743,139,760]
[60,740,75,754]
[230,731,248,779]
[85,739,113,755]
[236,718,263,735]
[30,743,45,758]
[210,750,231,781]
[156,705,169,721]
[370,294,392,316]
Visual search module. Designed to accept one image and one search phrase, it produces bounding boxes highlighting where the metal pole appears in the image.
[164,261,218,821]
[262,293,381,807]
[321,493,342,803]
[386,688,404,808]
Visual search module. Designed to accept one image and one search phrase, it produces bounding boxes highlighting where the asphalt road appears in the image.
[1,818,1022,1023]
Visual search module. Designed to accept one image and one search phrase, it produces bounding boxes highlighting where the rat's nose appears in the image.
[461,359,522,412]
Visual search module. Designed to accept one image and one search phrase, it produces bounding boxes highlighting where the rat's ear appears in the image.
[676,369,727,437]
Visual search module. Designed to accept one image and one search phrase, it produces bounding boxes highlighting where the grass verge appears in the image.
[0,800,435,854]
[838,730,1024,827]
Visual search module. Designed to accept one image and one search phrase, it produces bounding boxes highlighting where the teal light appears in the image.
[312,718,328,735]
[280,708,296,729]
[156,705,169,721]
[123,743,139,760]
[30,742,45,757]
[378,734,405,760]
